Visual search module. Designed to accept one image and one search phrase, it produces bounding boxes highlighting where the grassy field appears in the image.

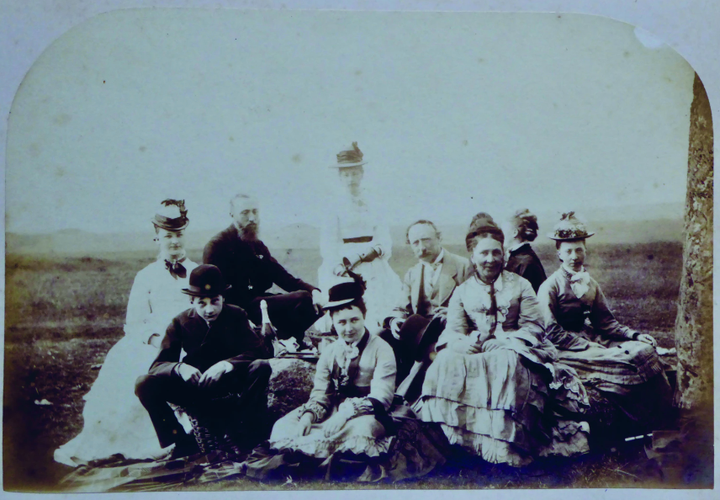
[4,241,685,491]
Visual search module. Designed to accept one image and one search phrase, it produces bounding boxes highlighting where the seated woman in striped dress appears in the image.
[536,212,673,435]
[416,214,590,467]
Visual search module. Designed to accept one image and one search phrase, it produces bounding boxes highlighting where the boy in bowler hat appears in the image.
[135,264,272,457]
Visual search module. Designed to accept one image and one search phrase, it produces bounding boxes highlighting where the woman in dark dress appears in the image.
[503,209,547,292]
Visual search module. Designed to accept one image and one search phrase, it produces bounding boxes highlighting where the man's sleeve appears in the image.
[456,254,474,284]
[383,267,413,328]
[262,243,318,293]
[148,318,184,377]
[203,236,222,267]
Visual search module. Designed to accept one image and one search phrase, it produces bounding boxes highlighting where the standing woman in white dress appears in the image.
[54,199,199,466]
[317,143,404,333]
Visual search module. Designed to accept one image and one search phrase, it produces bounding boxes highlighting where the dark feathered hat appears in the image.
[152,199,189,231]
[329,142,367,169]
[323,271,367,310]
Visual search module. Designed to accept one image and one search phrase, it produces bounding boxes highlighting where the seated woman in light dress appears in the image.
[416,214,590,467]
[317,142,404,332]
[269,276,397,461]
[54,200,198,466]
[536,212,673,433]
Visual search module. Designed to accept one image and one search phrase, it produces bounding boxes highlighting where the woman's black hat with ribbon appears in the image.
[324,271,367,310]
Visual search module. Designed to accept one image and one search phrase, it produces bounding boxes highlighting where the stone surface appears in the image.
[674,73,714,411]
[266,358,316,421]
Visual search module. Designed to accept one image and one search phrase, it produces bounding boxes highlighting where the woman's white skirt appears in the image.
[54,336,191,466]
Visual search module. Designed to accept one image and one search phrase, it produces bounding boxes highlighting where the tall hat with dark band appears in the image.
[548,212,595,241]
[329,142,367,169]
[152,199,189,231]
[465,212,504,251]
[182,264,231,297]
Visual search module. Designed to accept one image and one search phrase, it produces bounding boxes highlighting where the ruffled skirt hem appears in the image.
[270,435,393,459]
[439,424,532,467]
[418,397,590,466]
[417,396,531,446]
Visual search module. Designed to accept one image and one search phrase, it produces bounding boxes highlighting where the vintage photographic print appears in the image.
[3,7,713,494]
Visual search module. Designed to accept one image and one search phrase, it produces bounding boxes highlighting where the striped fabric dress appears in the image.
[416,271,590,466]
[536,267,673,428]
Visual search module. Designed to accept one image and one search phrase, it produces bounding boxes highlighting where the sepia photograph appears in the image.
[2,2,714,495]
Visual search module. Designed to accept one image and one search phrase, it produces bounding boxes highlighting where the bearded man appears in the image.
[203,193,323,344]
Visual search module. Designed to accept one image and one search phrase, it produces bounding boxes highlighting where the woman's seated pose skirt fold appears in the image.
[54,199,197,466]
[416,213,590,467]
[536,212,673,432]
[269,275,396,459]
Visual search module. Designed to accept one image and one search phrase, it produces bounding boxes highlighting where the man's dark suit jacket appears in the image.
[149,304,272,378]
[203,224,317,308]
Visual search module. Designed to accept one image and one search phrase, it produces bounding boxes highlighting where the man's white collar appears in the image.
[507,241,528,254]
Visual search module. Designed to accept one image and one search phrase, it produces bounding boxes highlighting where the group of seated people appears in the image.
[54,143,674,481]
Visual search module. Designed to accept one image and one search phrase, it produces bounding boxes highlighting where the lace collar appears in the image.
[560,266,591,299]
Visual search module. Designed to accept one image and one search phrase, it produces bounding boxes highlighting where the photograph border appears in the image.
[1,1,717,499]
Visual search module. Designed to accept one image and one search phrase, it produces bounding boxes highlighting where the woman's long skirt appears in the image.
[417,347,590,466]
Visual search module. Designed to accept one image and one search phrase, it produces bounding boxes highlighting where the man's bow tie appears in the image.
[165,259,187,279]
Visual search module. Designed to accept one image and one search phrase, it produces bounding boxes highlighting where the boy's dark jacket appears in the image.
[149,304,272,378]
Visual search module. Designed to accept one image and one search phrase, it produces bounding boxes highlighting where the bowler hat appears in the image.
[181,264,231,297]
[152,199,189,231]
[548,212,595,241]
[324,275,366,310]
[329,142,367,169]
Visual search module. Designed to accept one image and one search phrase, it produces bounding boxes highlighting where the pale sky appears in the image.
[6,10,694,234]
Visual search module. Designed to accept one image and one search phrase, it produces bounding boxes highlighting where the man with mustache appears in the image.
[203,194,323,345]
[379,220,473,401]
